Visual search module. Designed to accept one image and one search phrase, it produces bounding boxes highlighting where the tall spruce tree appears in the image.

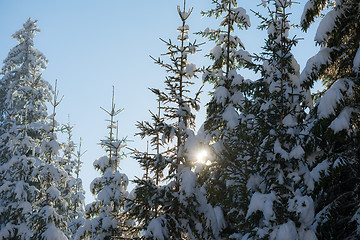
[127,1,224,239]
[75,88,129,240]
[244,1,316,239]
[300,0,360,238]
[197,0,254,237]
[0,19,68,240]
[0,18,49,170]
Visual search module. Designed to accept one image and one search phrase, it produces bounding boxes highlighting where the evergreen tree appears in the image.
[300,0,360,238]
[75,88,129,240]
[244,1,316,239]
[69,139,86,238]
[199,0,251,138]
[0,108,37,240]
[30,81,68,240]
[123,88,168,238]
[0,18,49,169]
[60,120,86,239]
[126,1,224,239]
[0,18,63,240]
[197,0,254,237]
[60,118,77,185]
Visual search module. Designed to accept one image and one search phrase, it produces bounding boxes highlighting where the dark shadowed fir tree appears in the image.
[197,0,254,238]
[125,1,224,239]
[244,1,316,239]
[123,88,168,239]
[0,19,68,240]
[59,120,86,239]
[75,88,129,240]
[300,0,360,239]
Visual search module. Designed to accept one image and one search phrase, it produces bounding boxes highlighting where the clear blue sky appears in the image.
[0,0,322,203]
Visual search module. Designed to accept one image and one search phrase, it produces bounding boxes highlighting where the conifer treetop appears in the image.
[2,18,47,74]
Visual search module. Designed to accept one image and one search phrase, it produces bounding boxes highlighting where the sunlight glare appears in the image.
[196,149,208,164]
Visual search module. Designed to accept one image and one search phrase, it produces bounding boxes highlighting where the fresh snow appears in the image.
[274,139,289,160]
[214,86,230,106]
[275,221,298,240]
[315,8,340,44]
[282,114,296,127]
[300,1,314,25]
[235,49,252,62]
[210,45,222,60]
[299,47,332,85]
[317,78,353,119]
[186,63,196,77]
[299,230,317,240]
[288,194,315,226]
[42,224,67,240]
[329,107,353,133]
[213,206,226,233]
[231,91,245,106]
[222,104,239,129]
[234,7,251,27]
[93,156,109,171]
[179,167,196,199]
[246,192,276,222]
[46,186,61,200]
[303,160,329,191]
[353,42,360,72]
[289,145,305,160]
[146,217,168,240]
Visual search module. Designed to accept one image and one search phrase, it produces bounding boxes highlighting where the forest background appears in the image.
[0,0,322,203]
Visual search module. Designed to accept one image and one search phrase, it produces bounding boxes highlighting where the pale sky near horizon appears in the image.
[0,0,322,204]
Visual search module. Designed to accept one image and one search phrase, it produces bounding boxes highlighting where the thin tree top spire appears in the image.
[12,18,39,41]
[100,86,123,119]
[100,86,123,142]
[177,0,193,22]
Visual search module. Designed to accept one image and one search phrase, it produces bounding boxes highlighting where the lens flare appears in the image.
[196,149,208,164]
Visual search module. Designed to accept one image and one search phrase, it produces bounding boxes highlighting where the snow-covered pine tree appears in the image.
[300,0,360,238]
[244,1,316,239]
[197,0,254,237]
[30,82,68,240]
[0,18,63,240]
[128,1,225,239]
[75,88,129,240]
[60,120,86,239]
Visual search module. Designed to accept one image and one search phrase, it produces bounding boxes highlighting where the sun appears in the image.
[196,149,208,164]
